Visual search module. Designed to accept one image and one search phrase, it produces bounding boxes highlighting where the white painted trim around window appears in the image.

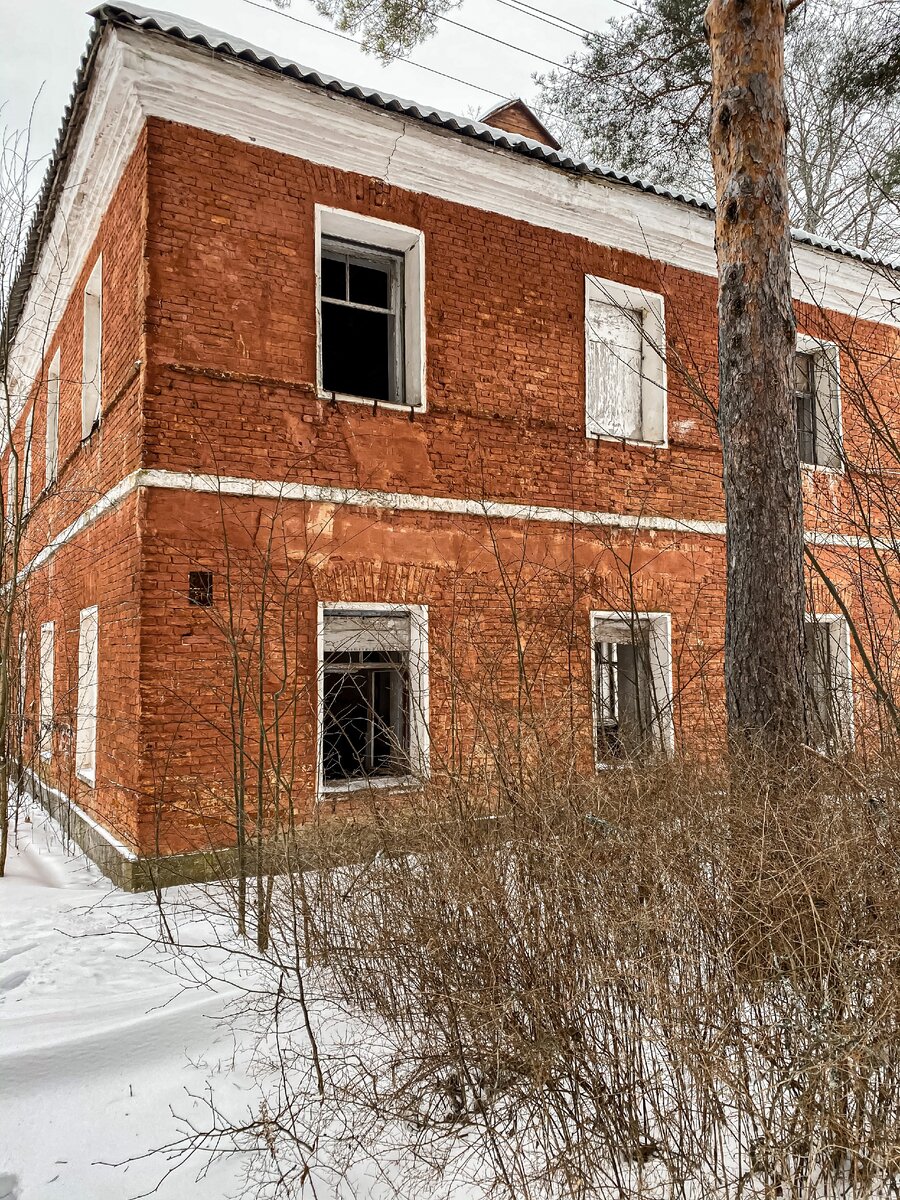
[81,255,103,439]
[315,206,426,411]
[590,609,674,767]
[46,349,60,488]
[316,600,430,799]
[805,611,854,747]
[76,604,99,786]
[585,276,667,447]
[796,333,843,474]
[22,408,33,515]
[39,621,54,762]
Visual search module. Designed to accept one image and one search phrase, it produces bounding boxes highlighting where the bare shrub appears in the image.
[194,750,900,1199]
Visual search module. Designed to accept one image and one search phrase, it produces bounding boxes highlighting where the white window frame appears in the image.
[585,275,667,447]
[804,612,854,747]
[315,207,426,411]
[316,601,430,798]
[22,408,33,516]
[76,605,99,785]
[81,255,103,440]
[6,453,16,527]
[796,334,842,473]
[39,621,54,761]
[590,610,674,766]
[18,629,27,726]
[46,349,60,487]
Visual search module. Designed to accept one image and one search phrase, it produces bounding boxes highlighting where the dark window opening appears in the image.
[320,238,404,405]
[796,351,818,465]
[595,634,654,760]
[189,570,214,607]
[322,648,410,783]
[805,621,842,750]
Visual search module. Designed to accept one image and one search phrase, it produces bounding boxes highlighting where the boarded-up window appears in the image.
[587,302,644,440]
[40,622,54,761]
[76,605,99,784]
[46,351,60,487]
[22,409,33,515]
[6,454,16,526]
[82,257,102,439]
[585,277,666,445]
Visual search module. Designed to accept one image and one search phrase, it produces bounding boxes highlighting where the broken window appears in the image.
[805,617,851,750]
[585,276,666,445]
[322,610,413,784]
[593,613,671,762]
[320,238,404,405]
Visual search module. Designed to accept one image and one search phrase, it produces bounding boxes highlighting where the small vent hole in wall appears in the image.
[188,571,214,608]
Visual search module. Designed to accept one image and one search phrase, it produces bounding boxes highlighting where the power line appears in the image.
[237,0,509,99]
[236,0,610,137]
[489,0,594,37]
[436,13,580,71]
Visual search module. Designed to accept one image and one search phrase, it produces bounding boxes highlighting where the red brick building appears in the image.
[5,3,900,884]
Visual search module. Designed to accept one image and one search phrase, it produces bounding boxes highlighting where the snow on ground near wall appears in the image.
[0,804,262,1200]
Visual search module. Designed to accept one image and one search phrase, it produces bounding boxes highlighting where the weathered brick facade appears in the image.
[5,6,900,877]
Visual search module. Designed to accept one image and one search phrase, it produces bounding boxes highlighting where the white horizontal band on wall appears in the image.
[12,467,897,590]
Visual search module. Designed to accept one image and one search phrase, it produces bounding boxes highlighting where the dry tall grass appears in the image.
[206,752,900,1199]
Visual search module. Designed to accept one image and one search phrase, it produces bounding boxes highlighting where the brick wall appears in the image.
[8,113,900,865]
[5,131,148,845]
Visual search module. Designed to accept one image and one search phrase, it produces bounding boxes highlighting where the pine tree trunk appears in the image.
[705,0,807,752]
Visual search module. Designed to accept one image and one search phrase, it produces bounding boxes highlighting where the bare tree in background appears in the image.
[0,118,40,876]
[539,2,900,257]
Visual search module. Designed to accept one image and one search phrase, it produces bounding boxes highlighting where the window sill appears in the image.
[801,461,844,477]
[595,745,672,771]
[318,774,421,799]
[76,769,95,787]
[318,390,424,414]
[587,429,667,450]
[595,758,641,772]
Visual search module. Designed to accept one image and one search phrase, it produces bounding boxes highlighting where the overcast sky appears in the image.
[1,0,615,177]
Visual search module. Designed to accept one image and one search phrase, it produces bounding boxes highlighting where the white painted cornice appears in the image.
[8,32,145,412]
[120,26,900,327]
[9,19,900,418]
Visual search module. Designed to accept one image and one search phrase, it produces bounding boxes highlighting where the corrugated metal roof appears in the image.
[92,0,713,209]
[5,0,899,359]
[2,22,104,360]
[90,1,900,272]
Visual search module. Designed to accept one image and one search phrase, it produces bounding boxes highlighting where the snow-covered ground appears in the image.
[0,805,261,1200]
